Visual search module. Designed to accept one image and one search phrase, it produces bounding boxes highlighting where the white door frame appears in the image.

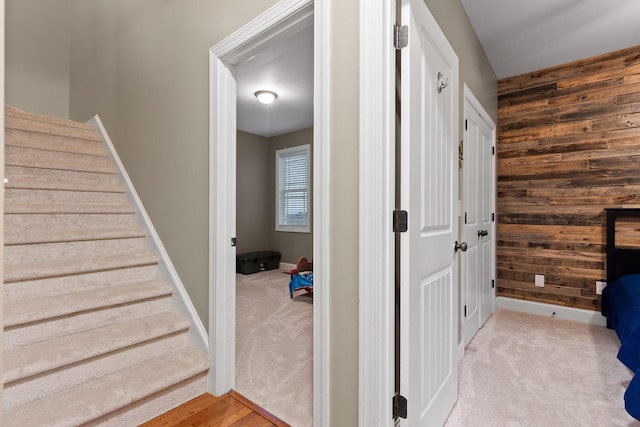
[208,1,331,425]
[359,0,396,425]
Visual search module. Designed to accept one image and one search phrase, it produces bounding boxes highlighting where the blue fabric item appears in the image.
[289,272,313,298]
[602,274,640,372]
[626,369,640,421]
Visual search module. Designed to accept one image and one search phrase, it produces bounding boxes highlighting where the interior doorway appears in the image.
[208,0,330,425]
[233,23,314,424]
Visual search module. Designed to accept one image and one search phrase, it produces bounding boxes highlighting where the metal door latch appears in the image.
[454,241,467,252]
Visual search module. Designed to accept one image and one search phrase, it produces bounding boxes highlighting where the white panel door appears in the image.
[478,114,494,327]
[462,106,480,347]
[462,96,494,347]
[400,0,459,424]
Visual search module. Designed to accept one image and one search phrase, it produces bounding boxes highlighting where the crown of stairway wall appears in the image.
[3,105,209,425]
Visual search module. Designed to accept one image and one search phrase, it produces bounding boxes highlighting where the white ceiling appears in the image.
[236,25,313,138]
[460,0,640,79]
[236,1,640,136]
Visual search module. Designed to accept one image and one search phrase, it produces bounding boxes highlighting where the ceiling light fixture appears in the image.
[255,90,278,105]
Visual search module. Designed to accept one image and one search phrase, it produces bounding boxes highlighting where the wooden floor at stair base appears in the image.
[139,391,291,427]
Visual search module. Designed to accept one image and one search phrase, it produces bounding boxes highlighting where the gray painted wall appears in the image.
[68,0,281,330]
[236,131,271,255]
[329,1,359,423]
[237,128,314,265]
[6,0,71,119]
[424,0,497,122]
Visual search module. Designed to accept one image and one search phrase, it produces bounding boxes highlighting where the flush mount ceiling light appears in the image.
[255,90,278,105]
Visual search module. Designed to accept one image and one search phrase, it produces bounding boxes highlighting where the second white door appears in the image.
[462,93,495,347]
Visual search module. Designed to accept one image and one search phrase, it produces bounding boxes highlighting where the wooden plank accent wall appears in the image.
[497,45,640,311]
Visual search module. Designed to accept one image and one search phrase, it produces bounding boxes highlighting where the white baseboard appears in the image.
[496,296,607,327]
[279,262,296,272]
[457,341,465,364]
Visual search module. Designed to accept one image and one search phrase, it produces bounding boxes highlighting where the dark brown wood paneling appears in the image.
[497,45,640,311]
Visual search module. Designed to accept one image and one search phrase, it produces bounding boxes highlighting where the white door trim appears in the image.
[359,0,395,425]
[208,1,331,426]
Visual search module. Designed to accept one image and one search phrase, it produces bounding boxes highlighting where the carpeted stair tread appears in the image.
[6,188,127,207]
[6,105,97,131]
[4,348,209,427]
[4,253,160,283]
[4,280,172,328]
[4,311,189,384]
[5,225,145,245]
[6,114,103,142]
[6,145,117,174]
[5,165,122,191]
[5,212,138,235]
[5,175,125,193]
[5,202,135,214]
[6,128,109,157]
[6,188,127,208]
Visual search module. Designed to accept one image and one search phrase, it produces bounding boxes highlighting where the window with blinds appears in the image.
[276,144,310,233]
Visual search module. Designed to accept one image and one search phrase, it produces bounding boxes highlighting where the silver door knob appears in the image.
[454,241,467,252]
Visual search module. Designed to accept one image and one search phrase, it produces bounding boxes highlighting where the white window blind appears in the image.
[276,145,310,233]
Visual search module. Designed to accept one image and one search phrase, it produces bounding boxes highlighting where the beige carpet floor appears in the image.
[446,308,640,426]
[235,270,313,427]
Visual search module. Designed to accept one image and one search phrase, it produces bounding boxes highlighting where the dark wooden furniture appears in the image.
[606,208,640,284]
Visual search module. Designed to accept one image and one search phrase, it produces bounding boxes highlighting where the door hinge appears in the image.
[492,279,495,289]
[465,119,468,131]
[231,237,237,247]
[492,146,495,155]
[393,393,408,419]
[394,25,408,50]
[464,212,468,224]
[492,212,495,222]
[393,210,408,233]
[464,305,467,317]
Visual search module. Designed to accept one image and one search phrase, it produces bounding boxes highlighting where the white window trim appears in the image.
[275,144,311,233]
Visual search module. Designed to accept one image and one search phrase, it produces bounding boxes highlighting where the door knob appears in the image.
[454,241,467,252]
[478,229,488,237]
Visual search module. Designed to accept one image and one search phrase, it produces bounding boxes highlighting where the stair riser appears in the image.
[87,374,208,427]
[5,227,146,246]
[6,116,102,142]
[4,298,174,350]
[6,106,96,131]
[4,313,190,384]
[5,281,171,327]
[5,348,209,427]
[4,332,189,411]
[6,146,116,173]
[5,188,127,206]
[5,213,138,231]
[5,204,135,215]
[5,237,147,264]
[6,165,122,192]
[6,128,109,157]
[5,265,158,304]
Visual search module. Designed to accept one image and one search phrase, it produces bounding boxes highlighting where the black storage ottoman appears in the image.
[236,251,281,275]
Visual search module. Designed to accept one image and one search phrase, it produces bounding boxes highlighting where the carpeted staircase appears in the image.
[3,106,209,426]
